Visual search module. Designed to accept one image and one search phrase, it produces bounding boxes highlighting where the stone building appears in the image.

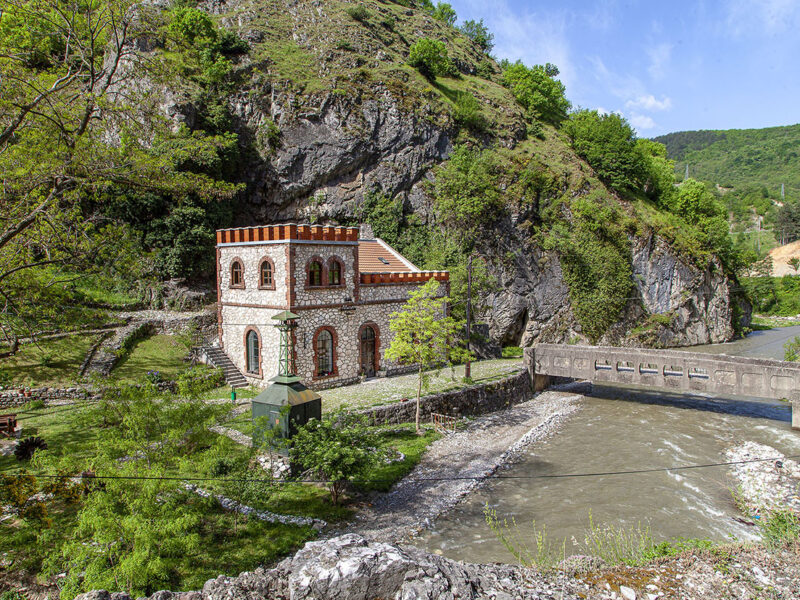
[214,223,449,389]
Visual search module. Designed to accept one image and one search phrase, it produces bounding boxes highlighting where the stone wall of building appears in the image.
[219,305,283,385]
[218,244,289,308]
[291,242,359,307]
[355,369,532,425]
[294,301,407,388]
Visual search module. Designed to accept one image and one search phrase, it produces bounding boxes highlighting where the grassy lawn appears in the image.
[0,403,100,472]
[0,334,101,387]
[111,334,193,383]
[319,358,524,412]
[358,426,441,493]
[1,400,443,595]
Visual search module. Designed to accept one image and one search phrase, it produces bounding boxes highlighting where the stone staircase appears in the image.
[202,346,249,388]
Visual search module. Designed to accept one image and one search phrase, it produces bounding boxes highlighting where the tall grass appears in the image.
[484,507,565,569]
[759,509,800,549]
[485,506,714,570]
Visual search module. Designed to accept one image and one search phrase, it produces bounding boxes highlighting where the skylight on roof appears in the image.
[378,257,390,265]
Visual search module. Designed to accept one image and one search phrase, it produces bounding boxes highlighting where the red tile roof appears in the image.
[358,239,416,273]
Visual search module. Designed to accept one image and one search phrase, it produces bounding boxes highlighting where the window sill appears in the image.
[229,284,245,290]
[258,285,277,291]
[305,284,345,290]
[313,371,338,380]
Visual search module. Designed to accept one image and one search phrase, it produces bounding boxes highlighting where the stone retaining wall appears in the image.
[0,387,99,409]
[0,381,178,410]
[356,370,532,425]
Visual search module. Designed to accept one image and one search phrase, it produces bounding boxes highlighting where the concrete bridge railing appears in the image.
[525,344,800,430]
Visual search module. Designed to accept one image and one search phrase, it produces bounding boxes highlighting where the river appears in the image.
[417,326,800,564]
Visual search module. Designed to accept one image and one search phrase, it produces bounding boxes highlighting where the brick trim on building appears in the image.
[216,247,224,348]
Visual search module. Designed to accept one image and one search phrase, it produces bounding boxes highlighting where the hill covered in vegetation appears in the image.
[654,124,800,256]
[654,124,800,195]
[0,0,750,353]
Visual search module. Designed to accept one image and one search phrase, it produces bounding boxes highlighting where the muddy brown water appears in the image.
[417,327,800,563]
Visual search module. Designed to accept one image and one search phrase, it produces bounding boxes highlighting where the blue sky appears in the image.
[448,0,800,136]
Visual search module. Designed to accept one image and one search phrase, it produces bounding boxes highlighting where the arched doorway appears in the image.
[360,324,377,378]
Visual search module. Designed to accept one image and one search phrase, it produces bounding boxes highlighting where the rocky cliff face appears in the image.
[154,0,750,349]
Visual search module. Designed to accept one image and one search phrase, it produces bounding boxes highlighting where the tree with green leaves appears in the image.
[564,110,647,194]
[432,145,503,230]
[500,61,570,125]
[40,381,232,598]
[789,257,800,273]
[408,37,455,79]
[0,0,239,351]
[290,412,382,505]
[431,2,457,26]
[460,19,494,53]
[385,279,466,433]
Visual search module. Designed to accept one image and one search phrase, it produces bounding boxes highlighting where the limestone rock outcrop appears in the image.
[77,534,578,600]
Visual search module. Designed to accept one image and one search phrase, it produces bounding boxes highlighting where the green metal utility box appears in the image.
[251,381,321,444]
[251,311,321,452]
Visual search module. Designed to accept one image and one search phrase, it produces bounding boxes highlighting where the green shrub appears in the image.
[431,2,456,26]
[501,346,523,358]
[500,60,570,125]
[563,110,646,194]
[452,91,487,132]
[380,16,396,30]
[460,19,493,53]
[346,5,370,22]
[209,456,237,477]
[336,40,354,51]
[641,537,714,561]
[408,37,455,79]
[544,193,634,343]
[759,509,800,549]
[431,145,504,228]
[785,336,800,361]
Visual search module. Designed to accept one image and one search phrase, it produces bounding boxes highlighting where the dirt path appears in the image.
[339,389,584,543]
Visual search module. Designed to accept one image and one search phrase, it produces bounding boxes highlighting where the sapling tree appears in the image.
[385,279,467,433]
[289,412,382,505]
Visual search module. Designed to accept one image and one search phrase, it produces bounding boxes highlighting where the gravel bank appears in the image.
[338,388,584,543]
[727,441,800,515]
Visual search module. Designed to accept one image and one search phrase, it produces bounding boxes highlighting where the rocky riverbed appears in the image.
[338,387,585,543]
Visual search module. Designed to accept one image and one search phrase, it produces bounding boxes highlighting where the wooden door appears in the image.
[360,326,376,377]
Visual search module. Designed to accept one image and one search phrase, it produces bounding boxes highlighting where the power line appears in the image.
[3,454,798,485]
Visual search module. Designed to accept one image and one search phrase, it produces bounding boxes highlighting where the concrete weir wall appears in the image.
[356,370,533,425]
[525,344,800,430]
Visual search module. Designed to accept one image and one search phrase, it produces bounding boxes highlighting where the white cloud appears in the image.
[726,0,800,35]
[595,106,611,116]
[625,94,672,111]
[629,113,657,131]
[646,42,672,80]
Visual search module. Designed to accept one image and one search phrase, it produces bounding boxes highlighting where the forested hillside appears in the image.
[655,125,800,253]
[655,125,800,195]
[0,0,750,355]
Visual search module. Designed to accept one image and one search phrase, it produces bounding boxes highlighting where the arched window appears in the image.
[230,259,244,288]
[315,329,334,377]
[245,329,260,375]
[308,260,323,287]
[259,258,274,289]
[328,258,343,286]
